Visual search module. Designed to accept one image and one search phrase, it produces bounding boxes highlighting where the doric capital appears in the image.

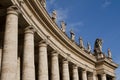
[7,5,20,16]
[51,50,59,56]
[73,64,78,69]
[82,68,87,72]
[39,39,47,47]
[63,58,69,64]
[101,73,106,76]
[24,25,35,34]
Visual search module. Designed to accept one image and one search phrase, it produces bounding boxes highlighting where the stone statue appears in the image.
[94,38,103,53]
[52,10,57,22]
[87,42,91,52]
[41,0,46,8]
[79,37,84,48]
[70,29,75,41]
[108,48,112,58]
[60,21,66,33]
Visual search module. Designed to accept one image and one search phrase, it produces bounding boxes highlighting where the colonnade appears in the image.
[0,5,114,80]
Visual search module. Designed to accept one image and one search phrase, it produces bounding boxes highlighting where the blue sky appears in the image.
[46,0,120,79]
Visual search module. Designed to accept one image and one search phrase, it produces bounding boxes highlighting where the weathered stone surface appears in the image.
[62,59,70,80]
[73,65,79,80]
[22,27,35,80]
[51,51,60,80]
[38,40,48,80]
[1,6,18,80]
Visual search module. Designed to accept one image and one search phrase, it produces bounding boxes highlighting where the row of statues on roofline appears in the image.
[51,10,112,60]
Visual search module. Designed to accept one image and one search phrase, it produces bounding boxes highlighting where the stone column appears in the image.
[22,27,35,80]
[38,40,48,80]
[112,77,116,80]
[93,71,97,80]
[82,69,87,80]
[51,51,60,80]
[1,6,19,80]
[0,42,2,74]
[62,59,70,80]
[101,73,106,80]
[88,72,96,80]
[17,57,20,80]
[73,65,79,80]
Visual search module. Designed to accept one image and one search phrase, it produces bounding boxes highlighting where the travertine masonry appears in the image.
[62,60,70,80]
[82,70,87,80]
[1,6,18,80]
[17,58,20,80]
[22,27,35,80]
[51,51,60,80]
[73,65,79,80]
[38,40,48,80]
[0,48,2,74]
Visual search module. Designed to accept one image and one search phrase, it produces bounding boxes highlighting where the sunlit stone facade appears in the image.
[0,0,118,80]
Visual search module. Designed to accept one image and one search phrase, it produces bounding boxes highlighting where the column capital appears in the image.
[101,73,106,77]
[63,58,69,64]
[72,64,78,69]
[51,50,59,56]
[39,39,47,47]
[24,25,35,34]
[82,68,87,72]
[7,5,20,16]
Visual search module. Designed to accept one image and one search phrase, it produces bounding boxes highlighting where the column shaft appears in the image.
[1,6,18,80]
[0,47,2,74]
[82,70,87,80]
[51,51,60,80]
[62,60,70,80]
[88,72,97,80]
[17,58,20,80]
[22,27,35,80]
[73,65,79,80]
[101,73,106,80]
[112,77,116,80]
[93,74,97,80]
[38,41,48,80]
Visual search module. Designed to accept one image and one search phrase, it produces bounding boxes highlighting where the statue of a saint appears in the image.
[52,10,57,22]
[87,42,91,52]
[70,29,75,41]
[60,21,66,33]
[94,38,103,53]
[108,48,112,58]
[79,37,84,48]
[41,0,46,8]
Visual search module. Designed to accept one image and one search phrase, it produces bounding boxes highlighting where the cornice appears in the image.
[24,0,96,62]
[96,58,118,69]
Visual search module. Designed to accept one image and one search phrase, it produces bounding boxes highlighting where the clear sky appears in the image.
[46,0,120,79]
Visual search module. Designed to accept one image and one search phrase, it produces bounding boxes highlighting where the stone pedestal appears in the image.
[1,6,18,80]
[62,59,70,80]
[51,51,60,80]
[22,27,35,80]
[101,73,106,80]
[38,40,48,80]
[73,65,79,80]
[82,70,87,80]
